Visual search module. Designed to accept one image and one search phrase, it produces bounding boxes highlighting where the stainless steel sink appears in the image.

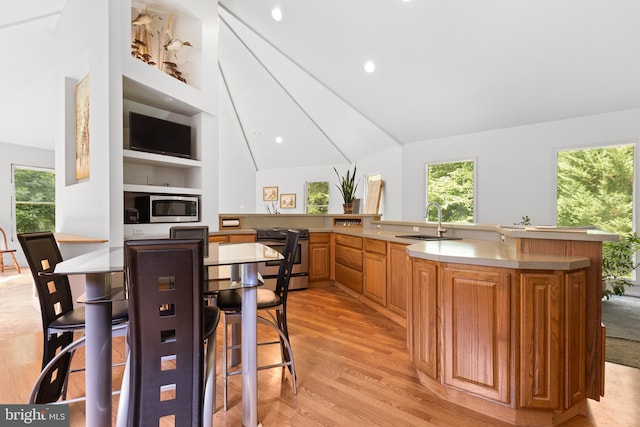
[395,235,462,241]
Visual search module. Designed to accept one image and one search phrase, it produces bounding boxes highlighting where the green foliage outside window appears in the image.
[426,160,474,223]
[557,145,636,298]
[14,168,56,234]
[306,181,329,214]
[557,145,633,234]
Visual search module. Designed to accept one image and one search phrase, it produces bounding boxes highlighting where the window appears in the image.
[557,144,634,234]
[426,160,475,223]
[305,181,329,214]
[13,166,56,234]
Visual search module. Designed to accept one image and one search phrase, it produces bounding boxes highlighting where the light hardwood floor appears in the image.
[1,286,639,426]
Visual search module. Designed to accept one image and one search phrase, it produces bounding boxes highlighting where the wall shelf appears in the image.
[123,149,201,168]
[123,184,201,195]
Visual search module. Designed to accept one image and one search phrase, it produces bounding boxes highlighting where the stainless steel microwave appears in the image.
[135,195,199,223]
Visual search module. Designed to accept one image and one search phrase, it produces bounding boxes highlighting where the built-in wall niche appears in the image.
[123,99,197,159]
[122,98,202,195]
[130,2,202,90]
[123,158,201,190]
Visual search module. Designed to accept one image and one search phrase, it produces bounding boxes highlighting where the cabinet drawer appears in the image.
[335,233,363,249]
[364,238,387,255]
[335,245,363,271]
[309,232,330,244]
[209,235,228,243]
[335,263,363,293]
[229,234,256,243]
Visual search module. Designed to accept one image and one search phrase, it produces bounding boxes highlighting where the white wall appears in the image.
[402,108,640,225]
[223,108,640,229]
[0,142,54,266]
[256,165,351,214]
[54,0,112,243]
[355,146,403,219]
[218,85,257,214]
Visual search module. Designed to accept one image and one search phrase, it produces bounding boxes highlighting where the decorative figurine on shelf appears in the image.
[131,9,162,67]
[160,15,192,83]
[132,10,162,34]
[164,30,193,56]
[130,10,192,84]
[162,29,192,83]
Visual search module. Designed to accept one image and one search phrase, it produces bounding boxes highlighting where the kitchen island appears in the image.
[402,230,613,426]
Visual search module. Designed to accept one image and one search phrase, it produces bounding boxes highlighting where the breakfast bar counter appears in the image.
[398,230,613,426]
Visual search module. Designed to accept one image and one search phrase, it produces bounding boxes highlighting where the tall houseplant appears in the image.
[334,164,360,214]
[602,231,640,299]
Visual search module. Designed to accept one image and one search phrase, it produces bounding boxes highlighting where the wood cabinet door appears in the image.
[520,272,562,409]
[411,259,439,380]
[309,243,330,281]
[442,265,511,404]
[565,270,586,408]
[364,251,386,306]
[388,243,410,316]
[309,233,330,281]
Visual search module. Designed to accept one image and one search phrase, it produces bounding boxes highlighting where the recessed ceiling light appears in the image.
[271,8,283,21]
[275,136,283,144]
[364,61,376,73]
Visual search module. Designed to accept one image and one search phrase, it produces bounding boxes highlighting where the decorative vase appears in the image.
[343,203,354,214]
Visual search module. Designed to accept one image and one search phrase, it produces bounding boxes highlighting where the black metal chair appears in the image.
[118,238,219,427]
[17,231,128,404]
[169,225,214,293]
[169,225,209,257]
[216,229,299,410]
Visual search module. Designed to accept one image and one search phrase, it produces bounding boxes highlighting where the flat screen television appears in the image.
[129,111,192,159]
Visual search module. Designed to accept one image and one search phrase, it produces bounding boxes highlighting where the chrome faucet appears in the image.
[425,202,447,237]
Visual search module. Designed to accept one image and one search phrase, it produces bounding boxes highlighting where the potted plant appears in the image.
[602,231,640,299]
[334,164,360,214]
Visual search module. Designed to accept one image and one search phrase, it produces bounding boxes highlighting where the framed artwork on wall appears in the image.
[75,74,90,181]
[263,186,278,201]
[280,193,296,209]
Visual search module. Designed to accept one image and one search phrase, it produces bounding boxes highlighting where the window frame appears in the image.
[11,164,56,237]
[425,158,477,223]
[304,180,330,214]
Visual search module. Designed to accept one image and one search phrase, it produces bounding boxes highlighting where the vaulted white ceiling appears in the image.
[3,1,640,170]
[0,0,65,150]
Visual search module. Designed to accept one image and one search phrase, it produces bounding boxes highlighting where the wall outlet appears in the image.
[133,228,144,235]
[412,226,420,232]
